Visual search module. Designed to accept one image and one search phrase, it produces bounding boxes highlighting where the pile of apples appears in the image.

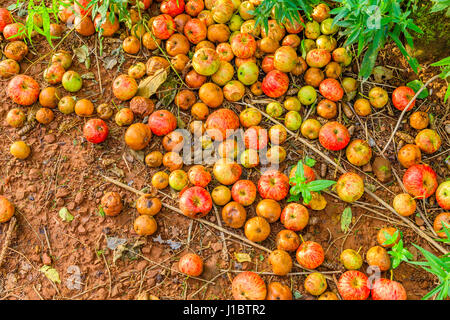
[1,0,449,301]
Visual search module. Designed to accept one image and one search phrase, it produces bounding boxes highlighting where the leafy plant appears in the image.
[331,0,422,79]
[408,244,450,300]
[384,230,413,269]
[89,0,133,34]
[252,0,319,33]
[288,159,336,204]
[435,222,450,244]
[430,0,450,14]
[430,56,450,102]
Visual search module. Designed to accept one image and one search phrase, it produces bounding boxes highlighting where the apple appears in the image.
[273,46,297,73]
[231,180,257,206]
[261,55,275,73]
[295,241,324,269]
[319,78,344,102]
[152,171,169,190]
[336,172,364,203]
[161,0,185,17]
[0,59,20,78]
[216,42,234,61]
[337,271,370,300]
[436,181,450,210]
[212,0,234,24]
[3,22,25,41]
[415,129,441,154]
[244,216,270,242]
[276,229,300,252]
[115,108,134,126]
[346,139,372,166]
[289,163,316,185]
[266,145,286,164]
[304,272,327,296]
[318,292,338,300]
[169,170,189,191]
[366,246,391,271]
[260,19,285,42]
[211,61,234,86]
[392,193,417,217]
[320,18,338,35]
[403,164,438,199]
[223,80,246,101]
[392,86,415,111]
[231,271,267,300]
[306,49,331,68]
[205,108,240,141]
[221,201,246,228]
[179,186,213,218]
[152,14,176,39]
[178,253,203,277]
[282,34,301,48]
[284,96,301,112]
[134,215,157,236]
[354,98,372,116]
[7,75,40,106]
[297,85,317,105]
[301,119,322,139]
[240,108,262,128]
[192,47,221,76]
[228,14,243,31]
[377,227,400,248]
[112,74,138,101]
[6,108,26,128]
[83,119,109,144]
[317,99,337,119]
[433,212,450,238]
[213,158,242,185]
[372,278,407,300]
[100,192,123,217]
[266,282,292,300]
[136,195,162,216]
[261,70,289,98]
[305,21,320,39]
[268,249,292,276]
[255,199,281,223]
[257,170,289,201]
[280,203,309,231]
[164,152,184,171]
[312,3,330,22]
[230,32,256,58]
[124,123,152,150]
[284,111,302,131]
[148,110,177,136]
[368,87,388,108]
[212,185,231,206]
[244,126,268,150]
[409,111,429,130]
[184,18,207,44]
[10,141,30,159]
[316,35,337,52]
[0,8,13,32]
[266,101,283,118]
[188,165,212,187]
[318,121,350,151]
[218,139,240,159]
[398,144,421,168]
[0,195,14,223]
[340,249,362,270]
[62,70,82,92]
[240,149,259,168]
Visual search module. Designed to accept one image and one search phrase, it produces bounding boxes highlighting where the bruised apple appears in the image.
[304,273,327,296]
[398,144,421,168]
[366,246,391,271]
[393,193,416,217]
[179,186,213,218]
[134,215,157,236]
[0,59,20,79]
[231,271,267,300]
[268,249,292,276]
[213,158,242,185]
[178,253,203,277]
[336,172,364,203]
[266,282,292,300]
[222,201,246,228]
[205,108,240,141]
[256,199,281,223]
[276,230,300,252]
[346,139,372,166]
[124,123,152,150]
[136,195,162,216]
[244,216,270,242]
[100,192,123,216]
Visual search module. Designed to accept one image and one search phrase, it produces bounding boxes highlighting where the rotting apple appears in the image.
[304,67,324,88]
[212,185,232,206]
[231,271,267,300]
[178,253,204,277]
[83,119,109,144]
[255,199,281,223]
[336,172,364,203]
[276,229,300,252]
[244,216,271,242]
[409,111,429,130]
[145,151,164,168]
[124,123,152,151]
[266,282,292,300]
[340,249,363,270]
[397,144,421,168]
[392,193,416,217]
[213,158,242,185]
[134,215,157,236]
[403,164,438,199]
[100,192,123,216]
[316,99,337,119]
[257,170,289,201]
[296,241,324,269]
[346,139,372,167]
[163,152,184,171]
[366,246,391,271]
[4,41,28,62]
[304,272,327,296]
[188,165,211,187]
[35,108,54,125]
[415,129,441,154]
[115,108,134,126]
[136,194,162,216]
[0,59,20,78]
[318,292,338,300]
[223,80,246,102]
[162,131,185,152]
[268,249,292,276]
[221,201,246,228]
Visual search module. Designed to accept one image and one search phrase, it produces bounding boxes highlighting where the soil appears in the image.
[0,2,448,300]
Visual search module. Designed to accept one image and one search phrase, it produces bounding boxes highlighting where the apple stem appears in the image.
[390,269,394,281]
[299,234,305,244]
[357,246,362,254]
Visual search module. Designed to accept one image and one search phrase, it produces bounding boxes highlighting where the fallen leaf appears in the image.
[81,72,96,80]
[234,252,251,263]
[104,56,118,70]
[40,266,61,284]
[395,131,415,144]
[58,207,74,222]
[372,66,393,82]
[73,45,89,64]
[137,69,167,98]
[341,207,352,233]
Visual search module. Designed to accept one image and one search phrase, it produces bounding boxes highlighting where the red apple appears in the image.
[178,253,203,276]
[184,18,207,44]
[295,241,324,269]
[273,46,297,73]
[148,110,177,136]
[0,8,13,32]
[188,165,211,187]
[319,78,344,102]
[179,186,213,218]
[318,121,350,151]
[43,63,65,84]
[392,86,415,111]
[337,270,370,300]
[346,139,372,166]
[231,180,257,206]
[205,108,240,141]
[262,70,289,98]
[7,75,40,106]
[161,0,186,17]
[244,126,268,150]
[436,181,450,210]
[112,74,138,101]
[306,49,331,68]
[403,164,438,199]
[257,170,289,201]
[336,172,364,203]
[152,14,176,40]
[280,203,309,231]
[415,129,441,154]
[83,119,109,144]
[261,55,275,73]
[3,23,25,41]
[231,271,267,300]
[230,32,256,59]
[371,278,407,300]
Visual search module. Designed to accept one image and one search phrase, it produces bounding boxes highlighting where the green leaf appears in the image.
[382,230,400,246]
[58,207,74,222]
[98,205,106,217]
[40,265,61,284]
[304,156,316,167]
[306,180,336,192]
[407,80,429,99]
[341,207,352,233]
